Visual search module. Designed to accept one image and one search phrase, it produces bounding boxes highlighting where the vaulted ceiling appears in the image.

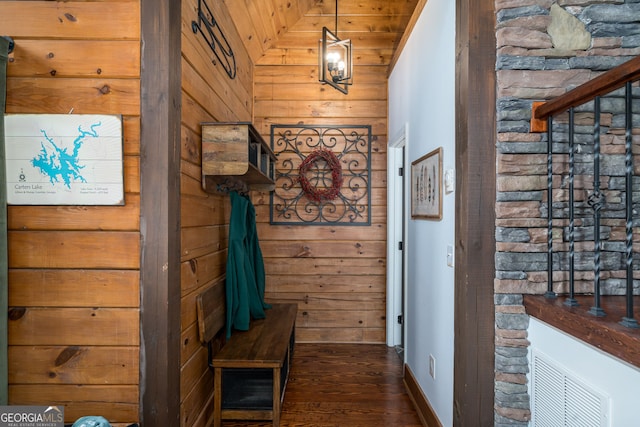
[225,0,422,68]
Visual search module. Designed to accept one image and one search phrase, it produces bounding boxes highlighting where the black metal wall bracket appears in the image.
[191,0,236,79]
[1,36,14,54]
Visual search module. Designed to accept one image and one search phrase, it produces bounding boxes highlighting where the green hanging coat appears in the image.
[225,191,270,338]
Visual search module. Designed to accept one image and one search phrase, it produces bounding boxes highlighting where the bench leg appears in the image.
[272,367,281,427]
[214,367,222,427]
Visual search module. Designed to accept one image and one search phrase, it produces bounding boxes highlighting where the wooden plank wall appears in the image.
[253,28,389,344]
[178,0,254,426]
[1,1,141,425]
[1,0,395,424]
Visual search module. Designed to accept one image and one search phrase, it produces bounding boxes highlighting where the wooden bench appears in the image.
[196,281,297,427]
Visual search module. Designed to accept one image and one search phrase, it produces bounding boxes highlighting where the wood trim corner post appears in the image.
[454,0,496,425]
[140,0,182,425]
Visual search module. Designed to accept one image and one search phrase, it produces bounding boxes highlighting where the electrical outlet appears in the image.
[429,354,436,379]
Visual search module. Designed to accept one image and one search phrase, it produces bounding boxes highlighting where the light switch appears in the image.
[444,169,455,194]
[446,244,454,267]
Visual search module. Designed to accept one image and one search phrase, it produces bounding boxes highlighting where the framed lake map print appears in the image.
[4,114,124,205]
[411,147,442,220]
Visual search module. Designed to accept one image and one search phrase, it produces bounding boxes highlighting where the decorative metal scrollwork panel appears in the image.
[270,124,371,225]
[191,0,236,79]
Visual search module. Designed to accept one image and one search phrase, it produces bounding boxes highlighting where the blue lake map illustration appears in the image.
[32,123,99,189]
[4,114,124,205]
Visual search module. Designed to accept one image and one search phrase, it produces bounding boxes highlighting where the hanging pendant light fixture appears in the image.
[318,0,353,94]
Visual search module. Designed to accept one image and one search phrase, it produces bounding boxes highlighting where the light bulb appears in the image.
[326,52,339,67]
[338,61,345,78]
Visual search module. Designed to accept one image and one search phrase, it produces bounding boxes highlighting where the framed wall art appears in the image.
[411,147,442,220]
[4,114,124,205]
[269,124,371,226]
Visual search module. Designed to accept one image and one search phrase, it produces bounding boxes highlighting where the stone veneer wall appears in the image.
[494,0,640,426]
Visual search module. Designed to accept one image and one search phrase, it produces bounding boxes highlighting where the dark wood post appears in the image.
[454,0,496,425]
[140,0,182,424]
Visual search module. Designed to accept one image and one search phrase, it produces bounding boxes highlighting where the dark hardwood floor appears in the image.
[221,343,424,427]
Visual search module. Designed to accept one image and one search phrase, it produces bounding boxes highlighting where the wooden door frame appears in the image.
[139,0,182,424]
[453,0,496,425]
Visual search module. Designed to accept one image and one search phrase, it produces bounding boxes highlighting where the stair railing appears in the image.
[531,55,640,328]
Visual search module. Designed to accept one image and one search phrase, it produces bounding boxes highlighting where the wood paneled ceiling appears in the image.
[225,0,422,68]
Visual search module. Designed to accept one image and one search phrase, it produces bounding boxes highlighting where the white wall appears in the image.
[388,0,456,425]
[528,318,640,426]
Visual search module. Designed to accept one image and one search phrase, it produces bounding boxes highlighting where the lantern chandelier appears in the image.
[318,0,353,94]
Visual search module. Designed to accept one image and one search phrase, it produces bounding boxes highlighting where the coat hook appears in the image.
[215,177,249,196]
[2,36,14,54]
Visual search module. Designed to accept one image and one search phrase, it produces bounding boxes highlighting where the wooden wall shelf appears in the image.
[202,122,276,192]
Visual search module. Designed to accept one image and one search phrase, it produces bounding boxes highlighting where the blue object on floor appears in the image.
[71,416,111,427]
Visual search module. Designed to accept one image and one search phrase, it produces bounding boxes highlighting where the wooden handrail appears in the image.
[534,55,640,120]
